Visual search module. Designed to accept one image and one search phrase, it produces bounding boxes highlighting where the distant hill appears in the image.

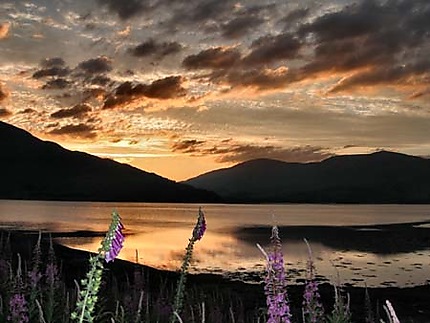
[184,152,430,203]
[0,121,219,202]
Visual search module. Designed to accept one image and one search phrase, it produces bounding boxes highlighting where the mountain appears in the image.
[184,152,430,203]
[0,121,219,202]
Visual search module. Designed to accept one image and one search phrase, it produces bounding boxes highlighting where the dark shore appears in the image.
[1,229,430,322]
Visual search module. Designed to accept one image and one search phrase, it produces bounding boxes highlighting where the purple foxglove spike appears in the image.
[105,215,125,263]
[192,208,206,241]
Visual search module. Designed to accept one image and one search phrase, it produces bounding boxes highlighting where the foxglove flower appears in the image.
[72,211,125,322]
[171,208,206,323]
[105,216,124,263]
[192,208,206,241]
[258,226,291,323]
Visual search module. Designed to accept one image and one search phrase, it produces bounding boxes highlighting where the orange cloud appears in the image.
[0,22,11,39]
[0,83,8,101]
[0,108,12,118]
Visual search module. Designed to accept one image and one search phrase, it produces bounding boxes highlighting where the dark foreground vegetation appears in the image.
[1,228,430,322]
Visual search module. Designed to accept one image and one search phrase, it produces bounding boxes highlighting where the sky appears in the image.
[0,0,429,181]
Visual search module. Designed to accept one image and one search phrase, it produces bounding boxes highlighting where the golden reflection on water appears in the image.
[2,200,430,287]
[57,227,430,288]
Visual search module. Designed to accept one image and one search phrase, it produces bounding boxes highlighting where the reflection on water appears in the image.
[1,200,430,287]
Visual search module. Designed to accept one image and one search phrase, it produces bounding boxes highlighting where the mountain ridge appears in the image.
[184,151,430,203]
[0,121,220,202]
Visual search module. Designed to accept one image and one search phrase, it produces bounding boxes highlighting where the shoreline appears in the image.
[1,229,430,322]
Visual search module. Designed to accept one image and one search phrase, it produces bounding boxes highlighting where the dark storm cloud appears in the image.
[76,57,112,75]
[96,0,151,20]
[330,60,430,93]
[33,67,70,79]
[280,7,310,29]
[299,1,382,42]
[0,108,11,117]
[221,13,265,39]
[196,0,430,93]
[295,0,430,92]
[129,39,182,59]
[182,47,241,70]
[42,78,71,90]
[51,103,92,119]
[102,76,186,109]
[166,0,236,30]
[223,67,297,90]
[172,139,333,163]
[242,33,302,66]
[102,95,130,110]
[33,57,70,79]
[49,123,97,138]
[144,76,186,99]
[91,75,112,86]
[181,33,302,90]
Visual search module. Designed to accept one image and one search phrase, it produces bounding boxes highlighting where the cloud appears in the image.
[129,39,182,59]
[0,22,11,39]
[221,9,265,39]
[42,78,71,90]
[0,84,8,101]
[41,57,66,68]
[33,57,70,79]
[213,144,333,163]
[49,123,97,138]
[51,103,92,119]
[329,60,430,93]
[280,8,310,29]
[143,76,186,99]
[171,139,205,153]
[180,37,301,90]
[242,33,302,66]
[0,108,12,117]
[409,89,430,100]
[299,2,382,43]
[103,76,186,109]
[166,0,236,30]
[76,56,112,75]
[183,47,241,70]
[33,67,70,79]
[172,139,333,163]
[91,75,112,86]
[221,16,263,39]
[96,0,151,20]
[295,0,430,92]
[224,66,295,90]
[18,108,36,114]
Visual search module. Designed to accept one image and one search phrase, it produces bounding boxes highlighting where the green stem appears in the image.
[77,255,101,323]
[171,239,195,323]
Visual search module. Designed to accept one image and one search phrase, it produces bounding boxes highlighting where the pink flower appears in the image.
[192,208,206,241]
[260,226,291,323]
[8,293,29,323]
[105,215,125,263]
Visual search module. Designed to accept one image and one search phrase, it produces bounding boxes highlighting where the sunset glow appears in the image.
[1,0,429,180]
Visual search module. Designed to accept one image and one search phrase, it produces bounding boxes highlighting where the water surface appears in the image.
[1,200,430,287]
